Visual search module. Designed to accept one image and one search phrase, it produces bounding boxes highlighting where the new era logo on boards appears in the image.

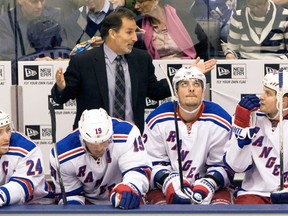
[24,65,38,80]
[23,65,54,80]
[216,64,246,79]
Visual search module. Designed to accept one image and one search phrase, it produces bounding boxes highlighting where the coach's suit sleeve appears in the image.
[51,54,81,104]
[144,52,171,101]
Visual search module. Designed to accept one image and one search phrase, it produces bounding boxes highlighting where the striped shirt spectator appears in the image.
[224,0,288,59]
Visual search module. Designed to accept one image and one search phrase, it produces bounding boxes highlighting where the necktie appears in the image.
[113,56,125,120]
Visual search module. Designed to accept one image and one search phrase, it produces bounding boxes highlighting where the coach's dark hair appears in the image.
[100,7,136,40]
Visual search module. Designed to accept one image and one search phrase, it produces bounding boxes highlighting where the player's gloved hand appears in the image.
[233,95,259,147]
[234,95,260,128]
[232,125,257,148]
[110,183,141,209]
[162,172,193,204]
[270,186,288,204]
[0,190,7,207]
[191,178,217,204]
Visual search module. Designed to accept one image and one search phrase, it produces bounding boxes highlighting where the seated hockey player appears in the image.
[0,109,54,207]
[143,66,233,205]
[50,108,151,209]
[224,70,288,204]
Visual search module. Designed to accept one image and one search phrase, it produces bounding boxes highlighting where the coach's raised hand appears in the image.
[191,57,217,74]
[55,68,66,91]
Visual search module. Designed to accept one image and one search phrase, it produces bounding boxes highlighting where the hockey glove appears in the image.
[162,172,193,204]
[0,190,7,207]
[232,125,257,148]
[271,186,288,204]
[191,178,217,204]
[233,95,259,147]
[234,95,259,128]
[110,183,141,209]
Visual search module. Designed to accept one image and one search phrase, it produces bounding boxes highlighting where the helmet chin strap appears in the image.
[178,102,202,115]
[177,95,204,115]
[79,136,98,159]
[79,136,91,154]
[267,105,288,120]
[267,111,279,120]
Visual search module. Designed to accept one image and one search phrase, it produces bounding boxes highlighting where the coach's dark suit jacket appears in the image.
[51,45,170,133]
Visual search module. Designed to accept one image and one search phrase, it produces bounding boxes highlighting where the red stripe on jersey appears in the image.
[59,147,84,161]
[147,113,174,127]
[16,178,34,200]
[141,167,151,181]
[201,113,231,129]
[9,147,29,156]
[113,135,128,139]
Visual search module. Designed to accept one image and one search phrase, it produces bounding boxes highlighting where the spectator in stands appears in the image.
[224,0,288,59]
[50,108,151,208]
[45,0,82,18]
[190,0,236,43]
[143,67,233,205]
[19,17,71,61]
[68,0,138,56]
[0,109,54,207]
[237,0,288,9]
[0,0,67,84]
[133,0,210,60]
[65,0,114,50]
[109,0,125,9]
[224,71,288,204]
[0,0,66,61]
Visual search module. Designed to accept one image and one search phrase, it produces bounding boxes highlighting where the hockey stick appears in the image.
[158,64,185,193]
[48,100,67,205]
[278,69,284,190]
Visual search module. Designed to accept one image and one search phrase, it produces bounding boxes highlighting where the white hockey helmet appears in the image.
[78,108,113,145]
[0,109,10,127]
[172,66,206,92]
[263,70,288,96]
